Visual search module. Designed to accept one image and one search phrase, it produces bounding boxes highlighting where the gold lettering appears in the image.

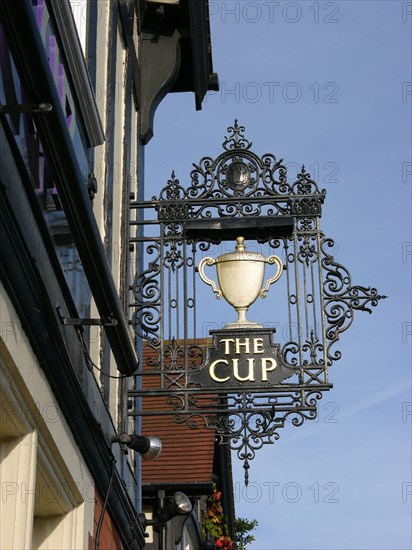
[235,338,250,354]
[209,360,230,383]
[261,358,277,381]
[233,358,255,382]
[221,338,235,355]
[253,338,264,354]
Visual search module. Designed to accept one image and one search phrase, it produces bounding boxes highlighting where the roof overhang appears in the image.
[140,0,219,143]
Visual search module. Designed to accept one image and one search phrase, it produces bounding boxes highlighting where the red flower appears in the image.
[202,486,233,550]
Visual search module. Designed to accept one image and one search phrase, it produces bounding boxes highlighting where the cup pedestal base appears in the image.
[223,321,263,330]
[223,307,262,330]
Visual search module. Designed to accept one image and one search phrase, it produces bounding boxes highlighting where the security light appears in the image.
[112,433,162,461]
[138,491,192,529]
[158,491,192,523]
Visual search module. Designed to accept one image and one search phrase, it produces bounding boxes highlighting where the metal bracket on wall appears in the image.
[0,103,52,114]
[56,306,118,327]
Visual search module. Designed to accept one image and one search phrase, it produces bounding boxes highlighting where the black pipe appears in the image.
[0,0,138,375]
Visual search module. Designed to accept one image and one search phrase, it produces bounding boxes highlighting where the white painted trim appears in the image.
[0,432,37,549]
[0,282,95,549]
[68,0,87,54]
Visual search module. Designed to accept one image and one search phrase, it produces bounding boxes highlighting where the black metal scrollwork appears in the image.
[321,238,386,364]
[128,122,385,484]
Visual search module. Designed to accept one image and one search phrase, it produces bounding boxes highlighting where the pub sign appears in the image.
[128,122,385,482]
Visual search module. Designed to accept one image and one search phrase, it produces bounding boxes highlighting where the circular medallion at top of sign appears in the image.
[226,161,250,192]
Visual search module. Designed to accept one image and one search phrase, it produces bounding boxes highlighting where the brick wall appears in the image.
[88,490,124,550]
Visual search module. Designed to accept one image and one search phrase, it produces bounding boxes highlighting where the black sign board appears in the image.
[189,328,296,389]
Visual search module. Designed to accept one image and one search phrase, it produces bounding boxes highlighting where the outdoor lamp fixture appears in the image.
[112,433,162,461]
[138,491,192,528]
[158,491,192,523]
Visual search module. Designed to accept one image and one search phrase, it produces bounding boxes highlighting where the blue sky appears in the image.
[145,2,411,548]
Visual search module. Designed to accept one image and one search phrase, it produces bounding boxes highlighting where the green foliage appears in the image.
[234,517,258,550]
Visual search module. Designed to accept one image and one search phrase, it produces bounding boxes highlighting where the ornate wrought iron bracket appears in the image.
[128,121,386,484]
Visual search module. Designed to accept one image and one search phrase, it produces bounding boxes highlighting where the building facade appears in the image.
[140,342,235,549]
[0,1,218,548]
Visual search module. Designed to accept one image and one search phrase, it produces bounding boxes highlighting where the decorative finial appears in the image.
[222,120,252,151]
[244,458,250,486]
[235,236,246,252]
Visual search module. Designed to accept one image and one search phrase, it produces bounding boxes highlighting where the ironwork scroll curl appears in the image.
[322,238,386,364]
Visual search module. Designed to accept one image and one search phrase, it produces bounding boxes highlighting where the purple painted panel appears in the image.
[35,0,45,30]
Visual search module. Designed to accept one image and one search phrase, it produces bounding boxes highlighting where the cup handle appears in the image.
[260,255,283,298]
[198,257,222,299]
